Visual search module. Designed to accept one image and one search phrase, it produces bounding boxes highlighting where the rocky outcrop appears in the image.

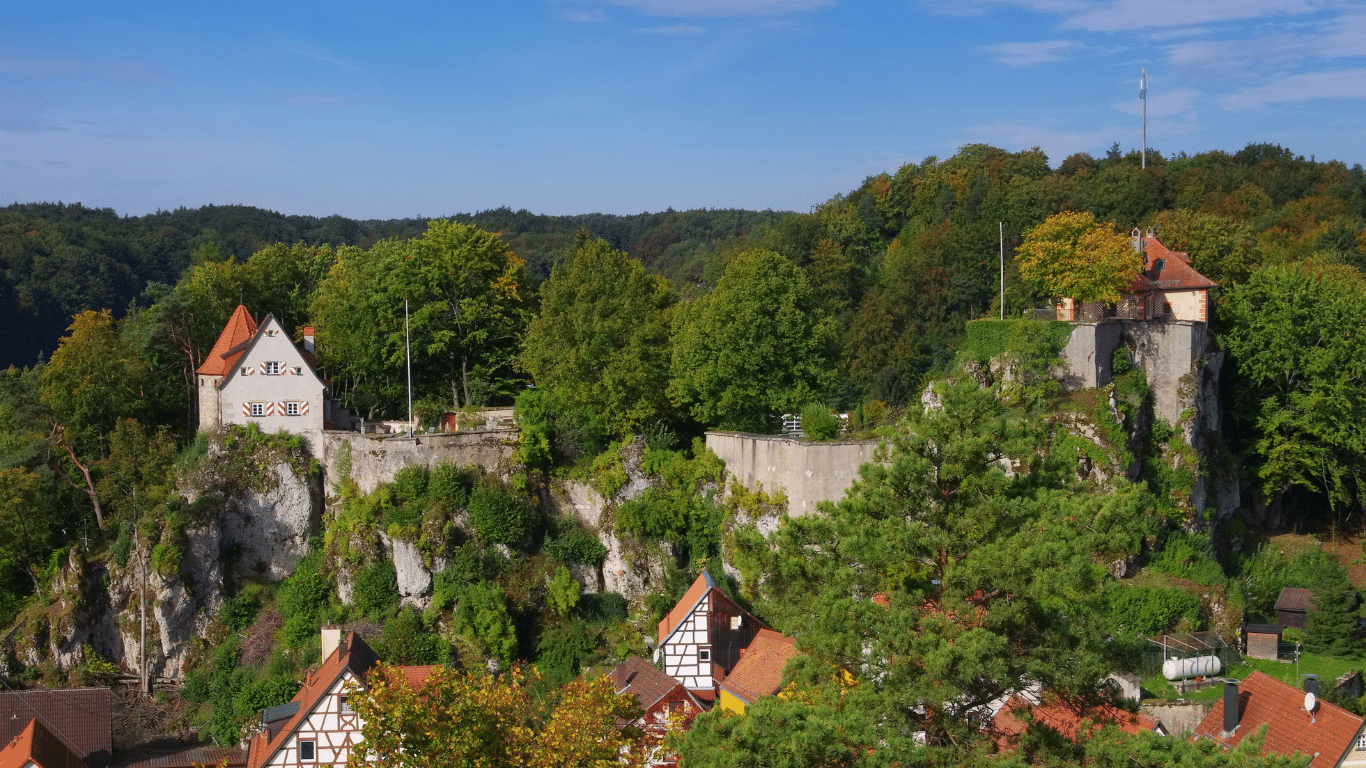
[220,462,321,579]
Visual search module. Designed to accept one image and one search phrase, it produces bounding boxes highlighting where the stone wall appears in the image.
[1059,320,1207,427]
[704,432,883,517]
[1139,701,1211,736]
[321,429,516,494]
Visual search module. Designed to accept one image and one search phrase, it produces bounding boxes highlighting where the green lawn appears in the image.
[1142,652,1363,704]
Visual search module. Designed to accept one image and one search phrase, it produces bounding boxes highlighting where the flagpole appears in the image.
[1140,67,1148,170]
[405,299,413,438]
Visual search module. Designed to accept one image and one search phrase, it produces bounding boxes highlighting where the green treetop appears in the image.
[1016,211,1142,306]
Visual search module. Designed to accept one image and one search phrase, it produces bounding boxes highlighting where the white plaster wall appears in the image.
[1163,290,1204,322]
[218,317,325,449]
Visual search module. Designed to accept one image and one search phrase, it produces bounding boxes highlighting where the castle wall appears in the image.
[321,430,516,494]
[1059,320,1205,428]
[703,432,883,517]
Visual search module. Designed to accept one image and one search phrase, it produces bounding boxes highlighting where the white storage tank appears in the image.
[1162,655,1221,680]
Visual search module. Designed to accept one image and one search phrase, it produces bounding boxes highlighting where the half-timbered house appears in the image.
[197,306,329,453]
[245,628,435,768]
[655,570,764,701]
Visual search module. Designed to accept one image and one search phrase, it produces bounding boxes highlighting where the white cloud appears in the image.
[0,57,173,86]
[919,0,1084,18]
[984,40,1081,67]
[1113,87,1199,117]
[1167,12,1366,75]
[1221,69,1366,108]
[561,8,610,21]
[596,0,832,17]
[636,23,707,33]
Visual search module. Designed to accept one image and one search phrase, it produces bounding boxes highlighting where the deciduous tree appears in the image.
[1016,212,1141,305]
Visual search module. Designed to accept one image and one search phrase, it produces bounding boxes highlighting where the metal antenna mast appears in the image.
[1140,67,1148,169]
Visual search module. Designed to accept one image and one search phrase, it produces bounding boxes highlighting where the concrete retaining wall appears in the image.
[705,432,883,517]
[321,429,516,494]
[1140,701,1211,736]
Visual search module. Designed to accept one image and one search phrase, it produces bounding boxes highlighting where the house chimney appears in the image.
[1304,674,1321,696]
[322,625,341,660]
[1223,678,1241,734]
[302,327,316,354]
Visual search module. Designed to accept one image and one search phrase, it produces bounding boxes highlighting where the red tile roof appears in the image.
[119,745,246,768]
[613,657,698,712]
[0,688,110,767]
[1191,672,1363,768]
[1127,237,1217,293]
[658,571,715,645]
[0,719,90,768]
[991,693,1161,751]
[719,629,798,705]
[196,305,258,377]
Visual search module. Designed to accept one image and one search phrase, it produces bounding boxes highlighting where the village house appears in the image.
[989,690,1165,753]
[0,688,110,768]
[655,570,764,702]
[1191,672,1366,768]
[244,628,435,768]
[717,629,798,715]
[0,720,90,768]
[1056,230,1216,323]
[196,306,330,452]
[611,656,705,767]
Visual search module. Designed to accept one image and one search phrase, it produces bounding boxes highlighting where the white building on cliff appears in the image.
[196,305,329,452]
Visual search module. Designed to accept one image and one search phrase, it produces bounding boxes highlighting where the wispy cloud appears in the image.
[561,8,610,21]
[0,89,64,133]
[0,57,173,86]
[636,23,707,33]
[984,40,1080,67]
[1061,0,1323,31]
[1167,12,1366,76]
[266,93,361,110]
[597,0,832,17]
[270,36,365,74]
[1221,69,1366,109]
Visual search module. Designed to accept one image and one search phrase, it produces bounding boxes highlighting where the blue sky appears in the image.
[2,0,1364,218]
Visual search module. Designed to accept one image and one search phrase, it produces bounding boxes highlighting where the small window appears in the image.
[265,361,281,375]
[286,402,301,416]
[292,366,302,375]
[1163,302,1173,314]
[266,329,279,337]
[340,695,352,713]
[1358,735,1366,751]
[1153,259,1165,270]
[299,740,315,761]
[241,366,250,376]
[668,701,682,714]
[698,648,711,663]
[250,402,265,417]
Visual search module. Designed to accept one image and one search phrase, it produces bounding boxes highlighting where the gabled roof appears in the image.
[120,745,246,768]
[658,570,717,646]
[719,629,798,704]
[1191,671,1363,768]
[245,632,380,768]
[991,692,1162,751]
[0,688,110,767]
[0,719,90,768]
[1276,587,1316,613]
[196,305,259,377]
[214,313,323,393]
[612,656,701,712]
[1126,237,1217,293]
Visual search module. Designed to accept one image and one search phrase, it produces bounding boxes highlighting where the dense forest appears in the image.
[3,141,1366,765]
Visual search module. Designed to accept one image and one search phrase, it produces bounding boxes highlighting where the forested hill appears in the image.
[0,202,790,367]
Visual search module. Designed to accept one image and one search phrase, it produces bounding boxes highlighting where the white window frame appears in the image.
[286,401,301,416]
[265,361,282,375]
[1358,734,1366,751]
[299,739,316,761]
[340,695,352,713]
[698,647,711,663]
[249,402,266,417]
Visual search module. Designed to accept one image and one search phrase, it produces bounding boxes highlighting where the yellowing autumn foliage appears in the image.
[1016,211,1142,306]
[346,663,657,768]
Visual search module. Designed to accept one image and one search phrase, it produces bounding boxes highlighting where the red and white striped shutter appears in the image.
[300,401,309,415]
[242,403,251,417]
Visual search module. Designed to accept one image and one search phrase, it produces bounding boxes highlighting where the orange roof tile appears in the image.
[658,571,715,645]
[0,719,90,768]
[1128,237,1217,293]
[613,656,699,712]
[0,688,110,766]
[719,629,798,704]
[1191,672,1363,768]
[992,693,1160,751]
[197,305,258,377]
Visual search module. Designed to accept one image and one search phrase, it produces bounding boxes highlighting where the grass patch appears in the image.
[1144,652,1362,704]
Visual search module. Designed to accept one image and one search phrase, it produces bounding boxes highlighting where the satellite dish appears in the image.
[1305,692,1317,712]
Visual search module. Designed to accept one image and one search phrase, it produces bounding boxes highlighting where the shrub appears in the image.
[862,400,888,424]
[352,560,400,617]
[577,592,628,624]
[391,465,429,505]
[277,554,332,646]
[221,593,261,634]
[111,521,133,568]
[548,566,581,618]
[544,526,607,566]
[1151,531,1225,585]
[467,485,535,548]
[800,403,840,441]
[535,619,599,686]
[1105,585,1202,636]
[427,460,469,506]
[378,608,448,665]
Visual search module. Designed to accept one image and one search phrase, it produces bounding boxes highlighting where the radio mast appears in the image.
[1140,67,1148,169]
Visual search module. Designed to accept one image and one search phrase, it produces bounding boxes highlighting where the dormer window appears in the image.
[1153,259,1165,271]
[265,361,282,375]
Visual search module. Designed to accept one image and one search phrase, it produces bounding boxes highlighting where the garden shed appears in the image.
[1274,587,1315,630]
[1243,622,1282,660]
